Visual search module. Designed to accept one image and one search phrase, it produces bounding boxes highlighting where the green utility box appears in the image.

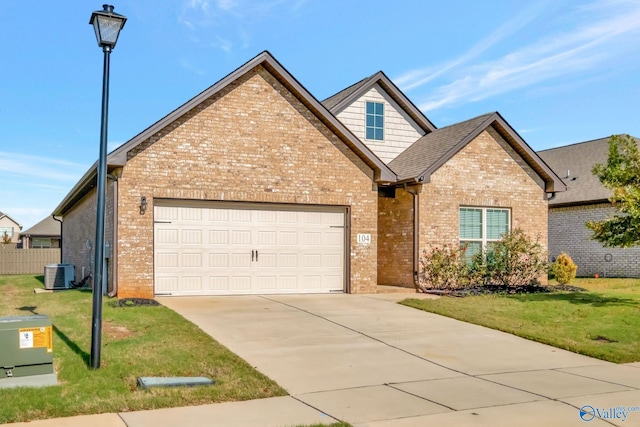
[0,315,54,379]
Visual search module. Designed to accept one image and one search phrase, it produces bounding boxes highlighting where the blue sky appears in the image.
[1,0,640,229]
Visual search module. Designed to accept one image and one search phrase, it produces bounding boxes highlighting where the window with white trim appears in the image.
[460,207,510,261]
[0,227,13,238]
[365,101,384,141]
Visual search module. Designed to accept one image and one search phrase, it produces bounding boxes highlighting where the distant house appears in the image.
[20,216,61,249]
[538,135,640,278]
[53,51,564,298]
[0,211,22,244]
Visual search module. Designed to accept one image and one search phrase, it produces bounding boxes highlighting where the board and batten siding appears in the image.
[335,85,425,163]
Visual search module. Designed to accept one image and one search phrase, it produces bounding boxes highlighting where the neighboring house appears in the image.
[538,136,640,278]
[0,211,22,244]
[20,216,61,249]
[53,51,564,298]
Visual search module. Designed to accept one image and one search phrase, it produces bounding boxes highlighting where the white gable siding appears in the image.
[336,85,425,163]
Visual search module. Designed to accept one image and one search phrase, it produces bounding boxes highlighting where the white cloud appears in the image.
[395,1,554,91]
[178,0,306,52]
[0,152,88,182]
[399,1,640,112]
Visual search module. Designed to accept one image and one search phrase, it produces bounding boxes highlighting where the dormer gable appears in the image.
[323,71,436,164]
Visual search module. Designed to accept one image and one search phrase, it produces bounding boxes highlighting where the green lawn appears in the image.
[401,278,640,363]
[0,275,287,423]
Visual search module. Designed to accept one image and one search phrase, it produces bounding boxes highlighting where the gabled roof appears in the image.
[322,71,437,133]
[54,51,397,216]
[20,216,61,237]
[537,135,640,206]
[0,211,21,229]
[389,112,566,193]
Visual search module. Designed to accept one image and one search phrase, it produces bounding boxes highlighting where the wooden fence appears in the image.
[0,248,62,275]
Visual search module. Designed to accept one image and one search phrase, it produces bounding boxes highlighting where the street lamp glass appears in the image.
[90,5,127,48]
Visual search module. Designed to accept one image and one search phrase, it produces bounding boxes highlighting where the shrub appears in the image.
[552,252,577,284]
[417,244,469,291]
[472,228,548,288]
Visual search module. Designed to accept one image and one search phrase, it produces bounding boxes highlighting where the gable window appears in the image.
[365,101,384,141]
[460,207,510,261]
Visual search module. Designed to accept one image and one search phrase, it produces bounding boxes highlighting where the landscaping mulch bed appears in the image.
[419,284,586,297]
[111,298,161,307]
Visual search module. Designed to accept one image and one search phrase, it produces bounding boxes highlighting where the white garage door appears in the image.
[154,202,346,295]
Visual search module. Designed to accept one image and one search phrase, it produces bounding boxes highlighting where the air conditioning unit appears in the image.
[43,264,74,290]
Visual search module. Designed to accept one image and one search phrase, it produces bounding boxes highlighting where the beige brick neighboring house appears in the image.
[538,136,640,278]
[0,211,22,244]
[54,51,565,298]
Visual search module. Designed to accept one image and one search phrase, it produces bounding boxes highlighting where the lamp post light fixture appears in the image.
[89,4,126,370]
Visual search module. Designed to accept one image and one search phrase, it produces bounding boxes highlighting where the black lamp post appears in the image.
[89,4,126,370]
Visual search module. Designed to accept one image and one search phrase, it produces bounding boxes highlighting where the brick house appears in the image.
[0,211,22,244]
[538,136,640,278]
[53,51,564,297]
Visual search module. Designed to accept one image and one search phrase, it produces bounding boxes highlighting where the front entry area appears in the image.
[153,201,347,295]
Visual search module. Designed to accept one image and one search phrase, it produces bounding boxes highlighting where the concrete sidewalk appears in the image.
[5,293,640,426]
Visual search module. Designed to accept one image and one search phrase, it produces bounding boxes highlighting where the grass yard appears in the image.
[401,278,640,364]
[0,275,287,424]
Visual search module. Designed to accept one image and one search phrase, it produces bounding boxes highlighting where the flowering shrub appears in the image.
[417,244,469,291]
[472,228,548,288]
[552,252,577,284]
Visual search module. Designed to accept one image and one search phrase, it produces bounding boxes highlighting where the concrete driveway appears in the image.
[159,294,640,426]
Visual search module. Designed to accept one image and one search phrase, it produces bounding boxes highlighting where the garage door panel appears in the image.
[154,203,345,295]
[324,254,342,268]
[230,252,251,267]
[181,276,202,291]
[209,253,229,267]
[258,231,277,245]
[231,277,251,290]
[279,253,298,268]
[258,252,277,267]
[304,254,322,267]
[157,229,178,244]
[209,230,229,245]
[303,231,322,245]
[231,230,251,245]
[181,207,203,221]
[182,253,202,268]
[181,229,202,244]
[208,276,229,291]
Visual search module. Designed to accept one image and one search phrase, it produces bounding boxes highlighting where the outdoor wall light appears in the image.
[140,196,148,215]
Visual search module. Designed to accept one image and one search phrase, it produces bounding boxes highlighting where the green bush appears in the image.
[471,228,548,288]
[417,244,469,291]
[552,252,577,284]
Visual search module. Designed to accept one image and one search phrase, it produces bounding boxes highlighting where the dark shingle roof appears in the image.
[389,112,566,193]
[20,216,61,237]
[537,135,640,206]
[389,113,495,181]
[322,75,373,111]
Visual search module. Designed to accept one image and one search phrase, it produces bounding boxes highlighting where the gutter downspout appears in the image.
[108,171,119,298]
[52,215,63,263]
[547,192,556,202]
[403,183,422,289]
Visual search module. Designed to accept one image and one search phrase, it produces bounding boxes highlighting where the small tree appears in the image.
[1,231,11,245]
[552,252,577,285]
[473,228,548,288]
[586,134,640,248]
